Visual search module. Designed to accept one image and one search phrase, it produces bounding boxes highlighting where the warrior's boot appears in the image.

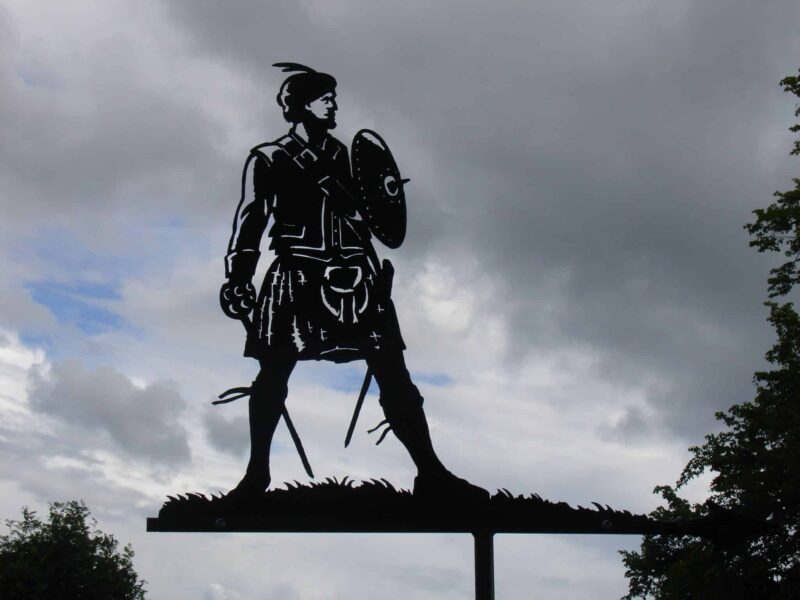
[380,384,489,503]
[227,372,287,499]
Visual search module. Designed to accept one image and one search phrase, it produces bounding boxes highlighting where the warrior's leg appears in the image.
[368,350,446,476]
[367,349,488,501]
[230,354,296,496]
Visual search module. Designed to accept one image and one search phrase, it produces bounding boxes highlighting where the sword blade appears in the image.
[282,407,314,479]
[344,369,373,447]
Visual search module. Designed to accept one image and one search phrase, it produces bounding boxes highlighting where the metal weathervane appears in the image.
[148,63,770,600]
[214,61,487,503]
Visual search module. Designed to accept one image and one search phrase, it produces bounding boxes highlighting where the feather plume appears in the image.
[272,62,317,73]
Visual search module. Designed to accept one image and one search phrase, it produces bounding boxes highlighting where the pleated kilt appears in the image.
[245,253,404,363]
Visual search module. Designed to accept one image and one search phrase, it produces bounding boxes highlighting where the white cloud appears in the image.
[28,359,192,465]
[205,582,246,600]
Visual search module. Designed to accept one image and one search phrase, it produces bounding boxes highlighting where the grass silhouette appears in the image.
[152,477,662,535]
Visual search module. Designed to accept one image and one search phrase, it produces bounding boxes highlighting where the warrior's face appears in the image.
[304,92,337,130]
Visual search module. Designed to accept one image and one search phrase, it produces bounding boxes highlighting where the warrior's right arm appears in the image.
[225,153,273,281]
[220,153,273,319]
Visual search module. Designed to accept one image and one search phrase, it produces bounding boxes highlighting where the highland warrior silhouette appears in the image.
[219,63,487,501]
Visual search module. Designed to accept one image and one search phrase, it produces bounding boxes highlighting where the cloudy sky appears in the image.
[1,0,799,598]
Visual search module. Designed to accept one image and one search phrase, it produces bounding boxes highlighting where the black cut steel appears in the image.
[214,316,315,479]
[351,129,408,249]
[344,369,372,447]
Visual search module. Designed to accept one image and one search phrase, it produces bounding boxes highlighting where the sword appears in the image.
[344,369,372,447]
[216,314,314,479]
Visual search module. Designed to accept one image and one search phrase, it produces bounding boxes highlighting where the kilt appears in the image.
[245,253,404,363]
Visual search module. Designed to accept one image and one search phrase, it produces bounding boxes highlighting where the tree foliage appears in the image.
[621,70,800,599]
[747,72,800,298]
[0,500,147,600]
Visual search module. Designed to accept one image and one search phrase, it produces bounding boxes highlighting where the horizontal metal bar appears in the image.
[146,516,657,535]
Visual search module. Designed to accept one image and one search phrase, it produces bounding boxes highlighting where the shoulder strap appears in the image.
[251,134,354,204]
[266,135,324,172]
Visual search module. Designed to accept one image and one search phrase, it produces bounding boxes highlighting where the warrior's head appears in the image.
[275,63,338,131]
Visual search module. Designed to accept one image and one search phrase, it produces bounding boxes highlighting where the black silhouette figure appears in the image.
[219,63,487,502]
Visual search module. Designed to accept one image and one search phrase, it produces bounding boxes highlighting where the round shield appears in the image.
[351,129,407,249]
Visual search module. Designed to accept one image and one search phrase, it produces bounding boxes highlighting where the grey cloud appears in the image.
[0,283,55,334]
[205,583,246,600]
[601,405,659,442]
[156,0,799,440]
[28,359,191,465]
[0,425,154,519]
[204,409,248,457]
[0,4,233,227]
[392,565,469,595]
[0,0,796,460]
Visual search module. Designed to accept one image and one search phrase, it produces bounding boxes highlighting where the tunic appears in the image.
[225,128,404,363]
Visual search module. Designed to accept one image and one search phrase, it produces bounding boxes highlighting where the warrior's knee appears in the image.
[379,381,424,411]
[252,370,289,403]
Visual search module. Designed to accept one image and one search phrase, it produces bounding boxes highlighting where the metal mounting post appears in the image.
[473,530,495,600]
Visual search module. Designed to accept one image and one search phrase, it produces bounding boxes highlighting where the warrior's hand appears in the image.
[220,280,256,319]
